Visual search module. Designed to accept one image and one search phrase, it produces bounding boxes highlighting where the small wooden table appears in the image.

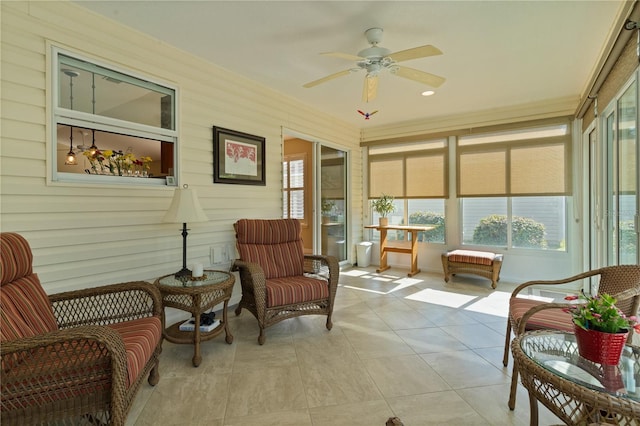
[155,270,234,367]
[364,225,435,277]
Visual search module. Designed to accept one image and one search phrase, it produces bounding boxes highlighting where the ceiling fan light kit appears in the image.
[304,27,445,102]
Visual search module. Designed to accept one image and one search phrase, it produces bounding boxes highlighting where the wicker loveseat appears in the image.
[0,232,163,425]
[232,219,339,344]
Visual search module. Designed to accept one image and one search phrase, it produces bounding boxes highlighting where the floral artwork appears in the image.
[224,139,257,176]
[213,126,265,185]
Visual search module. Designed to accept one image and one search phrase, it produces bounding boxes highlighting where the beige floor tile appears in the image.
[134,374,230,425]
[308,400,396,426]
[232,338,298,371]
[363,354,451,397]
[299,356,383,408]
[223,409,312,426]
[387,391,491,425]
[420,350,511,389]
[225,366,307,418]
[395,326,469,354]
[342,328,415,359]
[440,323,505,349]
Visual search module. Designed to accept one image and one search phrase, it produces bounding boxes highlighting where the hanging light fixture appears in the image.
[62,69,79,166]
[88,73,99,156]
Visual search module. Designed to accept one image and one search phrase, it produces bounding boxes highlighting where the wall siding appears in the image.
[0,1,362,299]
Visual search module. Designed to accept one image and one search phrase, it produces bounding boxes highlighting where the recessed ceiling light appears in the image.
[421,90,435,97]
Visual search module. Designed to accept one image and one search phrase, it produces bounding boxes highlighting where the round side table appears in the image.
[155,270,234,367]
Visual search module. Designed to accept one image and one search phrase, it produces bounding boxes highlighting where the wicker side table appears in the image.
[155,270,234,367]
[512,330,640,426]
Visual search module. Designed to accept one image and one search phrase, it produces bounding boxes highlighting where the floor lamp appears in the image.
[163,184,208,279]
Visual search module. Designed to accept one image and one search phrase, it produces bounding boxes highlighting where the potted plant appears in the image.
[370,194,396,226]
[565,292,640,365]
[321,198,335,224]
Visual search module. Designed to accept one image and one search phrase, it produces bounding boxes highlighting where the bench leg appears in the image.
[441,254,450,282]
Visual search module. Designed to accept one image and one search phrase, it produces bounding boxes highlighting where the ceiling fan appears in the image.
[303,28,446,102]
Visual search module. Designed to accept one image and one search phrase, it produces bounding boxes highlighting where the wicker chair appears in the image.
[232,219,339,345]
[503,265,640,410]
[0,233,163,425]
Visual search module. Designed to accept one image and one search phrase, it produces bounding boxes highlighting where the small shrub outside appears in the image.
[472,214,546,248]
[409,211,445,243]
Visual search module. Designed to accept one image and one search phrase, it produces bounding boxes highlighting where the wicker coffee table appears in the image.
[512,330,640,425]
[155,270,234,367]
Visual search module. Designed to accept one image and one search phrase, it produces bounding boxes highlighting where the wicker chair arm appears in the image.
[1,325,129,415]
[49,281,162,329]
[304,254,339,290]
[232,259,268,312]
[510,269,604,299]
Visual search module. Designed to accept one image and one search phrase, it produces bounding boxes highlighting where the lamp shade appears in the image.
[163,185,208,224]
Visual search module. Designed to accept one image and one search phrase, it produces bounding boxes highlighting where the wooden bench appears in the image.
[441,249,503,288]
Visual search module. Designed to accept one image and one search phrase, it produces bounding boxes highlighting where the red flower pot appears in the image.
[573,323,629,365]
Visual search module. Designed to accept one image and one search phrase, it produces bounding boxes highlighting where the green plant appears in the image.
[566,292,640,334]
[408,211,445,242]
[472,215,545,248]
[370,194,396,217]
[321,198,335,216]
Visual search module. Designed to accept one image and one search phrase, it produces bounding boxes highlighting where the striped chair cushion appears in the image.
[1,233,33,286]
[448,249,496,266]
[266,276,329,307]
[509,298,574,331]
[108,316,162,387]
[0,274,58,336]
[235,219,304,279]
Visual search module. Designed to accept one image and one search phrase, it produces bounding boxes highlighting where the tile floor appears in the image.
[127,267,564,426]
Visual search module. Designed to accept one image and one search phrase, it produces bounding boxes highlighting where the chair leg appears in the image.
[508,363,519,410]
[503,321,512,367]
[258,328,266,345]
[326,315,333,330]
[148,361,159,386]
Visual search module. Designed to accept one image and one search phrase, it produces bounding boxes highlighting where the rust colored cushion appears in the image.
[108,316,162,387]
[265,276,329,308]
[1,274,58,336]
[1,233,33,286]
[447,249,496,266]
[509,298,573,331]
[235,219,304,279]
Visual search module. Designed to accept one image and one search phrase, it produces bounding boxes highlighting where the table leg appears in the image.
[192,294,202,367]
[223,299,234,344]
[408,230,421,277]
[377,227,390,273]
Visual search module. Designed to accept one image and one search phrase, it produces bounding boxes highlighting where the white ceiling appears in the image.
[75,1,626,129]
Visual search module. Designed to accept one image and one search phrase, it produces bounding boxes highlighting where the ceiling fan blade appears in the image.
[362,75,378,102]
[321,51,365,61]
[387,45,442,63]
[303,69,352,88]
[391,66,446,88]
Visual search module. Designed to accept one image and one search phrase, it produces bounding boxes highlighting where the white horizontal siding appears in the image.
[1,1,361,297]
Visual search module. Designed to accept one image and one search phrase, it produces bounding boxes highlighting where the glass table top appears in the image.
[520,331,640,401]
[157,270,231,288]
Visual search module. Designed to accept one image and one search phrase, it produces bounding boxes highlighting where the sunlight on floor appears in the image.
[405,288,478,308]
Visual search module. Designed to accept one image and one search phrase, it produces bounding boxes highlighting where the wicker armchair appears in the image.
[0,233,163,425]
[232,219,339,344]
[503,265,640,410]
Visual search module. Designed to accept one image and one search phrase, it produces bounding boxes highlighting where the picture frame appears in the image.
[213,126,266,186]
[166,176,176,186]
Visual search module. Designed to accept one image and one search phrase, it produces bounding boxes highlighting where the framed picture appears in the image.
[166,176,176,186]
[213,126,266,185]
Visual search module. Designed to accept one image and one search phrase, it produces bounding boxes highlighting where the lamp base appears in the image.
[174,267,192,279]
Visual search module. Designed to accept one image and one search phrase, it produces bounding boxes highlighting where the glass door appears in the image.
[319,145,347,261]
[604,78,639,265]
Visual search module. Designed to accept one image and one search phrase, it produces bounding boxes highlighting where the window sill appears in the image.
[52,172,173,187]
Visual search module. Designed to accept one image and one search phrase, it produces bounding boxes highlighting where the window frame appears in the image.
[49,45,179,186]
